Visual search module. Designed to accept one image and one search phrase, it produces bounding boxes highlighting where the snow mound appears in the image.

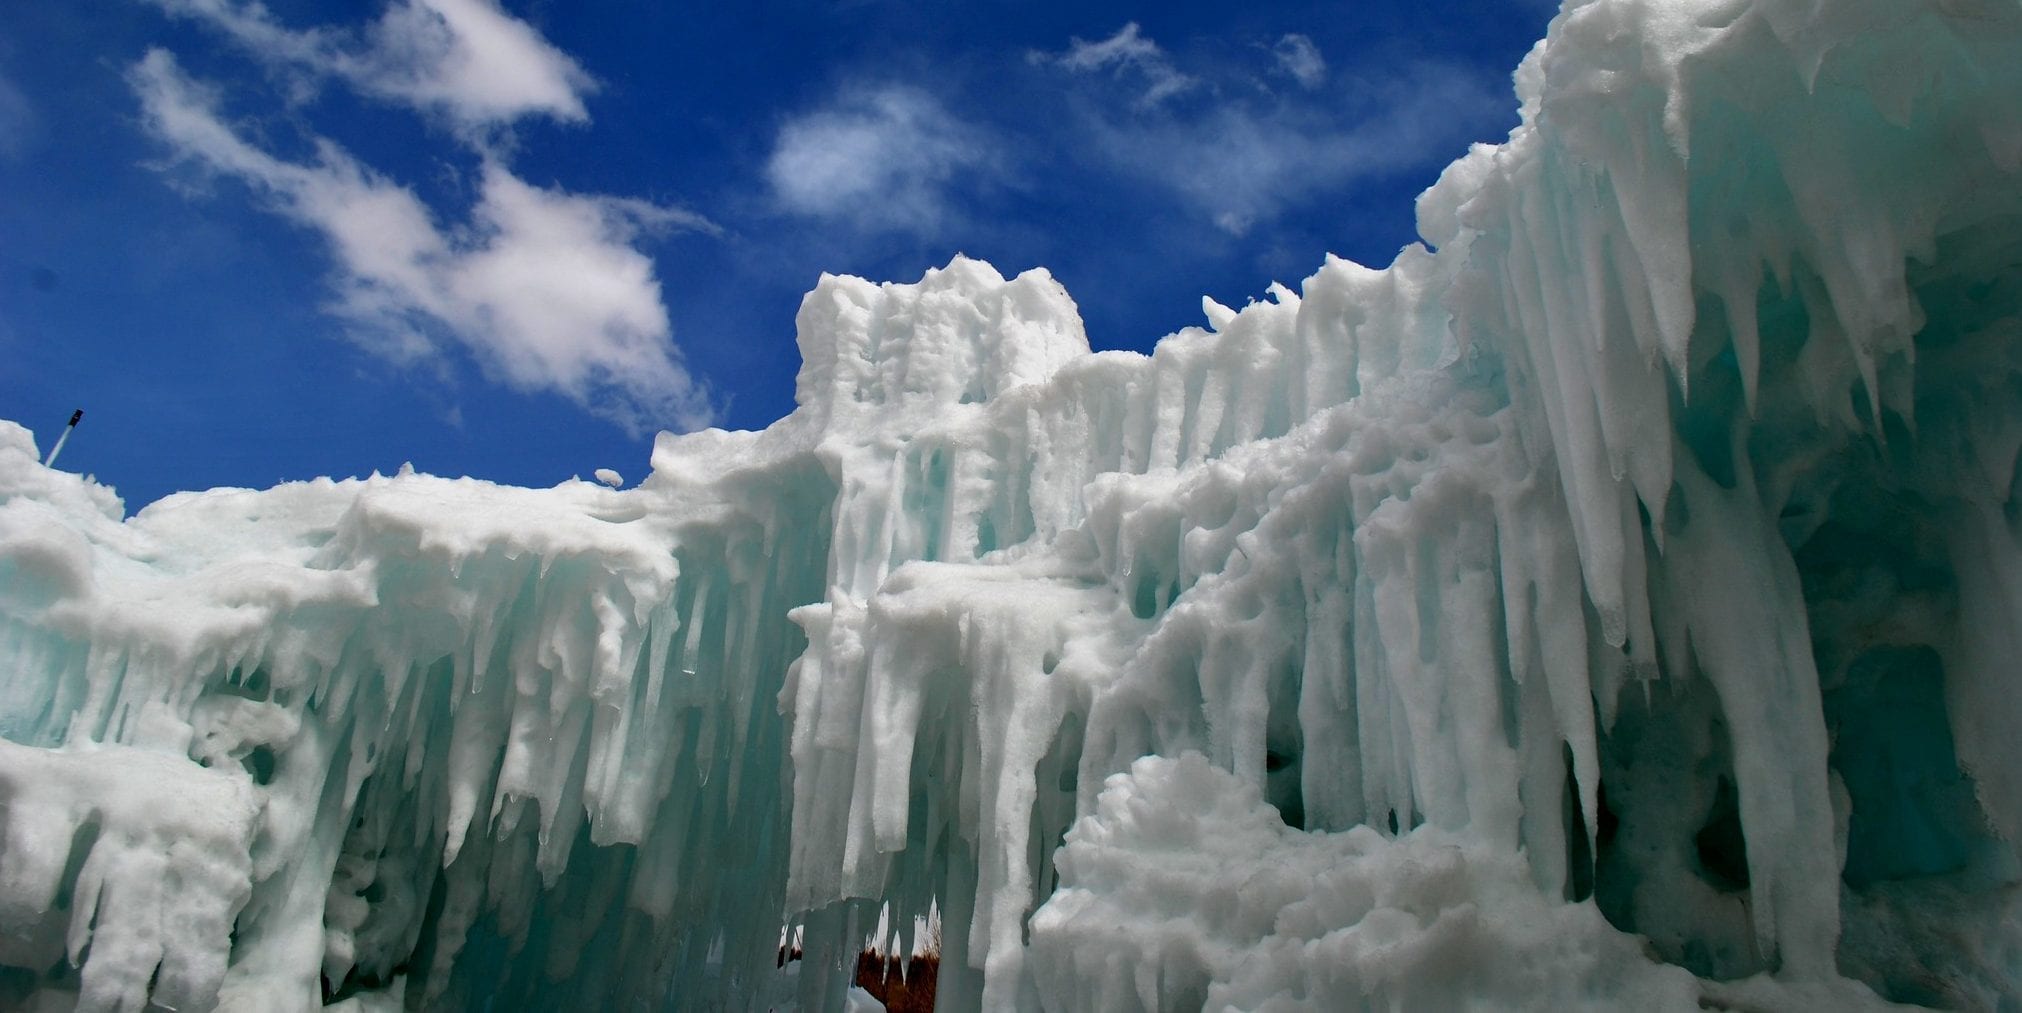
[1029,753,1702,1010]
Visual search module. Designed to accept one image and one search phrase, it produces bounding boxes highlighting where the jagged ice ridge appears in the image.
[5,0,2022,1008]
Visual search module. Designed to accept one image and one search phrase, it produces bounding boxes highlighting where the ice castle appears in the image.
[4,0,2022,1008]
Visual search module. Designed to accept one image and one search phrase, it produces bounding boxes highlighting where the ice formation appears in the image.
[6,0,2022,1008]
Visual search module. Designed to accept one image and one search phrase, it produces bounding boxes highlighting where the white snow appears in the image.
[1027,753,1702,1010]
[6,0,2022,1009]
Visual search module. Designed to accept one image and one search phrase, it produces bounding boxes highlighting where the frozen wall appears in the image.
[6,0,2022,1009]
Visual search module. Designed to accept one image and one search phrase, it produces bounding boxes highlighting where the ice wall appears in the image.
[6,0,2022,1009]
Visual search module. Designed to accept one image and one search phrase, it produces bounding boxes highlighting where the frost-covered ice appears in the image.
[1028,753,1705,1010]
[7,0,2022,1009]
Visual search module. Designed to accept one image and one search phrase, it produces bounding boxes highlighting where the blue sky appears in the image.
[0,0,1551,511]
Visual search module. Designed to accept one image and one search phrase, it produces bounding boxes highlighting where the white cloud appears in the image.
[1272,34,1326,90]
[1046,23,1197,108]
[1099,65,1505,235]
[130,48,714,432]
[766,86,996,234]
[145,0,593,130]
[1038,21,1506,236]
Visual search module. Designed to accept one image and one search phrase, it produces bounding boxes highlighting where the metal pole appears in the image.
[44,409,82,468]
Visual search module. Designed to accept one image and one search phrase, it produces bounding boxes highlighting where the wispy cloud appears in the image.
[144,0,594,131]
[765,85,998,234]
[1040,25,1505,236]
[131,49,714,432]
[1040,23,1197,109]
[0,64,35,160]
[1271,34,1326,90]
